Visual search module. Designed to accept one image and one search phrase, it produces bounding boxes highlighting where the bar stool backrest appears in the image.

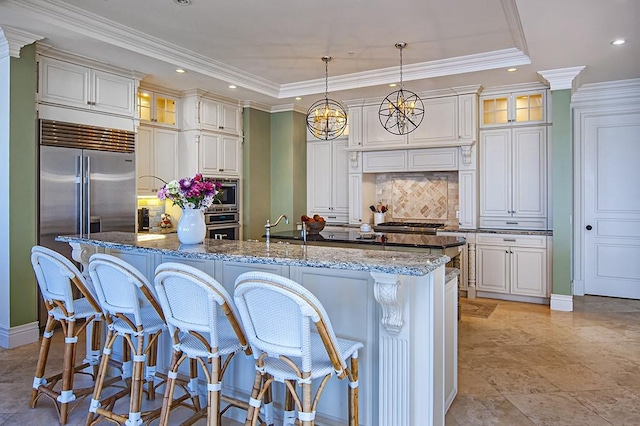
[154,262,249,350]
[88,253,164,326]
[234,271,346,374]
[31,245,101,315]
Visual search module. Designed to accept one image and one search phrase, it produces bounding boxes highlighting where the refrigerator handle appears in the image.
[78,155,84,236]
[86,155,91,236]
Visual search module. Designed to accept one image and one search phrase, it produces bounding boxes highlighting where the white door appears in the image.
[584,111,640,298]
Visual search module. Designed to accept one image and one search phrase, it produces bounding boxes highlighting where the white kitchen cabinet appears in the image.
[360,94,476,148]
[479,126,547,230]
[137,88,179,127]
[39,56,135,117]
[347,107,362,147]
[182,93,241,135]
[458,170,476,229]
[136,126,178,194]
[307,138,349,223]
[178,131,241,178]
[348,174,363,224]
[408,96,458,145]
[480,89,546,128]
[476,233,548,298]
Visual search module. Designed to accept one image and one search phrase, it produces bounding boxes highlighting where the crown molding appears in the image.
[501,0,529,55]
[280,48,531,98]
[0,26,43,57]
[4,0,282,97]
[4,0,531,100]
[538,66,585,91]
[480,81,549,96]
[242,101,272,113]
[571,78,640,107]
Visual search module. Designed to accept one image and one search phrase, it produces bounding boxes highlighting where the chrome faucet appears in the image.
[265,214,288,245]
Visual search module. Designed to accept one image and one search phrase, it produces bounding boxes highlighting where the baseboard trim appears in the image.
[0,321,39,349]
[550,294,573,312]
[476,291,549,305]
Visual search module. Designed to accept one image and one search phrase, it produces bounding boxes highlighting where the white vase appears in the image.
[177,207,206,245]
[374,212,386,225]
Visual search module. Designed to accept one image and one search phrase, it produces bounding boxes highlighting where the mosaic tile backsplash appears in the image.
[375,172,459,226]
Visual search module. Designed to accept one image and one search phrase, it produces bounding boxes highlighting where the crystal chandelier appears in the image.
[306,56,347,140]
[379,42,424,135]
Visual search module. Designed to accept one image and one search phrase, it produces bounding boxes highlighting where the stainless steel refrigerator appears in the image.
[38,119,137,262]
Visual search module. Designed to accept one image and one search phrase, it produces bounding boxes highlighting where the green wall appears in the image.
[9,43,37,326]
[270,111,306,231]
[242,107,272,240]
[551,90,572,296]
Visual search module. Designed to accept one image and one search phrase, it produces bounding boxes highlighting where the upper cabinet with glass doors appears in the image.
[137,89,180,128]
[480,90,546,128]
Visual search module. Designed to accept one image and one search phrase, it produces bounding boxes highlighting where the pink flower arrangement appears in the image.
[157,173,223,210]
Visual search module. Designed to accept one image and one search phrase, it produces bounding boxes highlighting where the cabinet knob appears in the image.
[218,169,224,172]
[219,126,224,129]
[586,225,593,230]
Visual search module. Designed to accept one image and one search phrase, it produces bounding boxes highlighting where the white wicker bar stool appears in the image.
[154,262,253,426]
[234,271,363,426]
[29,245,105,424]
[86,253,170,426]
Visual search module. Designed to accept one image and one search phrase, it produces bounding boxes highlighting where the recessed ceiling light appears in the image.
[507,67,517,72]
[611,39,626,45]
[295,97,302,101]
[175,68,186,73]
[174,0,191,5]
[228,85,237,89]
[389,83,397,87]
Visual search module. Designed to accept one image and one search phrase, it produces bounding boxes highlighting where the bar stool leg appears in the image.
[87,329,117,426]
[30,315,55,409]
[189,357,202,412]
[300,374,312,426]
[262,382,274,426]
[283,381,296,426]
[348,355,359,426]
[128,331,145,425]
[58,318,79,424]
[208,356,221,426]
[245,369,264,426]
[158,350,181,426]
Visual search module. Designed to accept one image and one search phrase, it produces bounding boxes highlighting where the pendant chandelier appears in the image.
[306,56,347,140]
[379,42,424,135]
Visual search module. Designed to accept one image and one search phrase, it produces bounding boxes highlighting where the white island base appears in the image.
[64,233,458,426]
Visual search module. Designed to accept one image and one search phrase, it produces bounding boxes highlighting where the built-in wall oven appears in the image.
[205,210,240,240]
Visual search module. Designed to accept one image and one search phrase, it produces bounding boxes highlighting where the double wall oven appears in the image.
[205,178,240,240]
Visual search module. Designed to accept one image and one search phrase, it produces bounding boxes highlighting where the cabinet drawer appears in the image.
[476,233,547,248]
[362,151,407,172]
[408,147,458,171]
[479,217,547,230]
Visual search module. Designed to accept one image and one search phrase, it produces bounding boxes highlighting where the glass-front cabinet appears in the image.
[480,90,545,127]
[137,89,179,127]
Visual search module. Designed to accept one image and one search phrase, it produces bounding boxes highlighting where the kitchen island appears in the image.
[58,232,458,426]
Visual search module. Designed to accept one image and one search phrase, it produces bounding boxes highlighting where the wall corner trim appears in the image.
[550,294,573,312]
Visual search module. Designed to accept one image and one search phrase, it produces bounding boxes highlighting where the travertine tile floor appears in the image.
[446,295,640,426]
[1,295,639,425]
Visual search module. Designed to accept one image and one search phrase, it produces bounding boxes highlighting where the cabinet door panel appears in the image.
[512,127,546,217]
[307,141,332,212]
[40,58,90,109]
[511,247,547,297]
[362,105,405,147]
[200,99,221,130]
[220,104,240,134]
[136,127,153,193]
[332,139,349,211]
[349,174,363,224]
[154,129,179,186]
[458,170,476,229]
[476,246,509,293]
[408,96,458,144]
[200,133,221,175]
[362,151,407,172]
[92,70,134,116]
[220,137,239,175]
[479,129,511,216]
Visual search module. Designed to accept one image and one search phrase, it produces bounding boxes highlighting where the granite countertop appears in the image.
[56,231,450,277]
[269,229,466,249]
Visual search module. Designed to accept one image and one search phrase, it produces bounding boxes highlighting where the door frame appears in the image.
[572,80,640,296]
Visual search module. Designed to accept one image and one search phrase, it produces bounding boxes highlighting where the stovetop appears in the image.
[373,222,445,234]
